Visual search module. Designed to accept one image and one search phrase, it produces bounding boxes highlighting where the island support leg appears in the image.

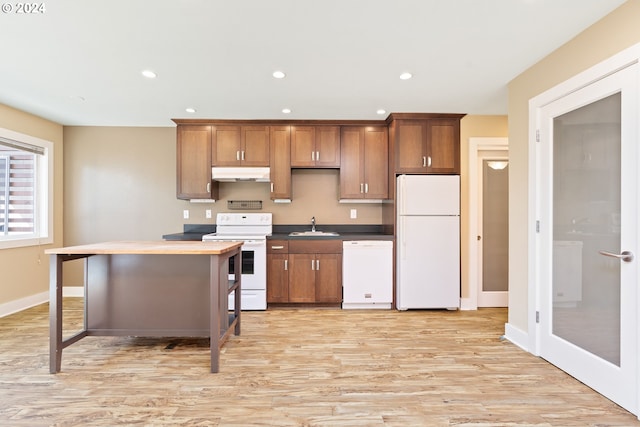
[210,255,221,373]
[49,255,63,374]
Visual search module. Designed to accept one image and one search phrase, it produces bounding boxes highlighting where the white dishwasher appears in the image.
[342,240,393,309]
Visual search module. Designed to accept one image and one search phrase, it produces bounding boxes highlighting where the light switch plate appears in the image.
[183,210,189,219]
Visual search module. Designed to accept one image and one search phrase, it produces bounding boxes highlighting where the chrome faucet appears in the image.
[311,216,316,232]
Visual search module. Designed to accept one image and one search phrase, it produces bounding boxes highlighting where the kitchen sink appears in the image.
[288,231,340,237]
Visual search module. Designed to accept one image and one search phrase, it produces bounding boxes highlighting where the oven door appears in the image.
[227,240,266,291]
[225,239,267,311]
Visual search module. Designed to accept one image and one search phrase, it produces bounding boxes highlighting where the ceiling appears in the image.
[0,0,627,127]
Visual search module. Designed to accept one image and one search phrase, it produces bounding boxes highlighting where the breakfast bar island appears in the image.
[46,240,243,374]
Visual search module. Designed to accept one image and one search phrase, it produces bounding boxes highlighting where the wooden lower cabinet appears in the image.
[267,239,342,305]
[311,253,342,302]
[267,240,289,303]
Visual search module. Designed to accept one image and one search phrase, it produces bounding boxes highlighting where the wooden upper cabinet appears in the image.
[314,126,340,167]
[212,125,269,166]
[269,126,291,200]
[242,126,270,166]
[391,115,463,174]
[291,126,340,167]
[211,125,241,166]
[395,121,426,173]
[290,126,315,167]
[426,118,460,174]
[176,125,218,200]
[363,127,389,199]
[340,126,388,199]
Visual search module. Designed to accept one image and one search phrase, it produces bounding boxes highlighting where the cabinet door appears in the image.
[426,119,460,173]
[290,126,316,167]
[315,126,341,167]
[363,126,388,199]
[267,253,289,303]
[288,254,316,302]
[315,253,342,302]
[176,125,217,199]
[339,127,365,198]
[395,121,427,173]
[269,126,291,199]
[212,125,241,166]
[242,126,270,166]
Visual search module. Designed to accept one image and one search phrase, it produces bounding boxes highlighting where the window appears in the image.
[0,128,53,249]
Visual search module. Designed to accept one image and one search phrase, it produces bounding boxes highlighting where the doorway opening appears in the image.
[467,137,509,309]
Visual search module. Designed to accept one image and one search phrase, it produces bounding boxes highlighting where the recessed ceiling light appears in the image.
[273,71,286,79]
[141,70,157,79]
[185,108,196,113]
[376,109,386,115]
[399,72,413,80]
[282,108,291,114]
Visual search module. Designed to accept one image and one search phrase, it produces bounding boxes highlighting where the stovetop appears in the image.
[202,232,270,241]
[202,213,272,241]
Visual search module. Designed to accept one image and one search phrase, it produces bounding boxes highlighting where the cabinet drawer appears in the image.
[267,240,289,253]
[289,239,342,254]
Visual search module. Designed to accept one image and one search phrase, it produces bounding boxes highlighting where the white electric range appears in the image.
[202,213,272,310]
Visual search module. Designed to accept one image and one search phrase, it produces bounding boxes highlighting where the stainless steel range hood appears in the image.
[211,167,270,182]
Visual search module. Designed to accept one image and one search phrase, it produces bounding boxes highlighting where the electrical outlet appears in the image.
[350,209,357,219]
[183,210,189,219]
[205,209,212,219]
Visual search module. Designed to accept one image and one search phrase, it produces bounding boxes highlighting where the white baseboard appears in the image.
[459,298,477,311]
[63,286,84,298]
[342,303,392,309]
[0,291,48,318]
[503,322,529,352]
[0,287,84,318]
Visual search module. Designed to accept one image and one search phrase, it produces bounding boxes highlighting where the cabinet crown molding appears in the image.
[385,113,466,124]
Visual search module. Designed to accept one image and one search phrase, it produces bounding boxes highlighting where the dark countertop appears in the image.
[163,224,393,241]
[269,233,393,241]
[270,224,393,241]
[162,224,216,241]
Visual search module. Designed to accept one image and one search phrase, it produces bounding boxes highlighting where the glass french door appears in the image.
[537,63,638,415]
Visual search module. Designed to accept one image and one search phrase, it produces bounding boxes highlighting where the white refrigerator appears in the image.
[396,174,460,310]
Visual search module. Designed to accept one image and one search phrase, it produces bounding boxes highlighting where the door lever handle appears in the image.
[599,250,634,262]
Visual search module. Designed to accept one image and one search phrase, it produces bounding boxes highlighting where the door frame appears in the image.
[528,42,640,417]
[465,137,508,310]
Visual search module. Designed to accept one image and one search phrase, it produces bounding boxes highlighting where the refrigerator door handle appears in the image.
[398,176,405,214]
[400,216,407,260]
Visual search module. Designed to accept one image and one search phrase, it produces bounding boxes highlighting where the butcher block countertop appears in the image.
[45,240,242,255]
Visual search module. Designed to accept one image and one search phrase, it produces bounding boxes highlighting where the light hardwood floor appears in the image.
[0,298,637,426]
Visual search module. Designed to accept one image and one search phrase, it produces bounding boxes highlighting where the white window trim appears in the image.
[0,127,53,250]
